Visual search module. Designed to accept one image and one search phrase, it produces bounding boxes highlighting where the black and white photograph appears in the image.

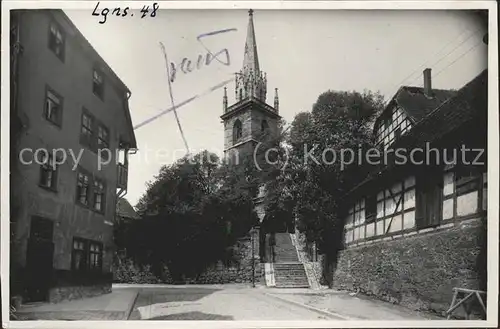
[1,1,498,327]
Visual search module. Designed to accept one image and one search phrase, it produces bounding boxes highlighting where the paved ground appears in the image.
[15,288,138,321]
[266,289,443,320]
[128,285,333,320]
[14,284,443,321]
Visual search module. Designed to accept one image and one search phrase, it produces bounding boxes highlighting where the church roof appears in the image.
[221,96,281,120]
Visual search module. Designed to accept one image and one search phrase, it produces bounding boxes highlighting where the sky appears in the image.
[64,9,487,207]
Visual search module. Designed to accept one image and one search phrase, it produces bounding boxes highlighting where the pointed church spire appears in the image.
[242,9,260,75]
[234,9,267,102]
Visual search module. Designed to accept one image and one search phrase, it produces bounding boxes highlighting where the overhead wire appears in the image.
[384,27,484,103]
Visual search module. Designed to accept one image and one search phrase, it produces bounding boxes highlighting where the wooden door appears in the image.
[416,170,443,228]
[25,217,54,302]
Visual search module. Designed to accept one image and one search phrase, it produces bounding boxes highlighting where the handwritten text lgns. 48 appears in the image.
[92,2,159,24]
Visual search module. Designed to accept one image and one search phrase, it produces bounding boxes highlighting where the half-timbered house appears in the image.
[334,68,488,315]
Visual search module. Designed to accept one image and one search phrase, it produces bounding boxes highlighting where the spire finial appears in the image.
[223,86,228,112]
[274,88,279,112]
[248,9,254,16]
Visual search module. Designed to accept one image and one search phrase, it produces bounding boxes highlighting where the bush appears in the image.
[113,257,162,284]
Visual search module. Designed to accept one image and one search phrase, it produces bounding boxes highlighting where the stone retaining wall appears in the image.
[48,284,111,303]
[192,236,263,284]
[333,218,486,317]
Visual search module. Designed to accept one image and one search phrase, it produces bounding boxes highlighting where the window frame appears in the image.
[97,124,110,161]
[38,151,59,192]
[44,86,63,127]
[76,169,91,206]
[93,68,105,100]
[376,105,411,148]
[71,237,87,272]
[80,109,95,149]
[71,237,103,273]
[88,241,103,271]
[455,165,481,197]
[92,178,106,213]
[76,167,107,215]
[365,194,377,223]
[233,119,243,144]
[48,21,65,61]
[80,108,111,158]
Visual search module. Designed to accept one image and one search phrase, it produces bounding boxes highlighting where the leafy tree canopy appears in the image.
[118,150,259,281]
[264,90,385,259]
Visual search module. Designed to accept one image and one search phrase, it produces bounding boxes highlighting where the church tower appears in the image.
[221,9,281,165]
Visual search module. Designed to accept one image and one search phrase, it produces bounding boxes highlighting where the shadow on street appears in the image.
[149,311,234,320]
[129,287,223,320]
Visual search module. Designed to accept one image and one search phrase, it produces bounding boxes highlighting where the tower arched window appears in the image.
[239,89,243,101]
[261,119,269,133]
[233,119,242,144]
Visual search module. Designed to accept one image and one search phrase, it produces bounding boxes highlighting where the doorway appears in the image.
[25,216,54,302]
[416,170,443,228]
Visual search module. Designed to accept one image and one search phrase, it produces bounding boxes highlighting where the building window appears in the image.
[72,238,87,272]
[376,106,410,149]
[93,69,104,99]
[233,119,242,144]
[44,88,62,126]
[39,152,58,191]
[76,168,107,214]
[352,200,365,226]
[48,22,65,61]
[89,242,103,270]
[97,125,110,160]
[80,109,111,156]
[455,166,480,196]
[76,171,90,205]
[93,179,105,212]
[81,111,94,148]
[365,195,377,223]
[71,238,103,272]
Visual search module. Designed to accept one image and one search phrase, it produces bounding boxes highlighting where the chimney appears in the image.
[423,68,432,97]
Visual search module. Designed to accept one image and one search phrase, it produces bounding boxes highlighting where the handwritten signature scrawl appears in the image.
[134,28,238,136]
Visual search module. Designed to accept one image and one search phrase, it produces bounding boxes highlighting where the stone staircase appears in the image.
[271,233,309,288]
[274,233,300,263]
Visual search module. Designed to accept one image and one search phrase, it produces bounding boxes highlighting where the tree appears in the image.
[264,90,384,281]
[124,150,258,281]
